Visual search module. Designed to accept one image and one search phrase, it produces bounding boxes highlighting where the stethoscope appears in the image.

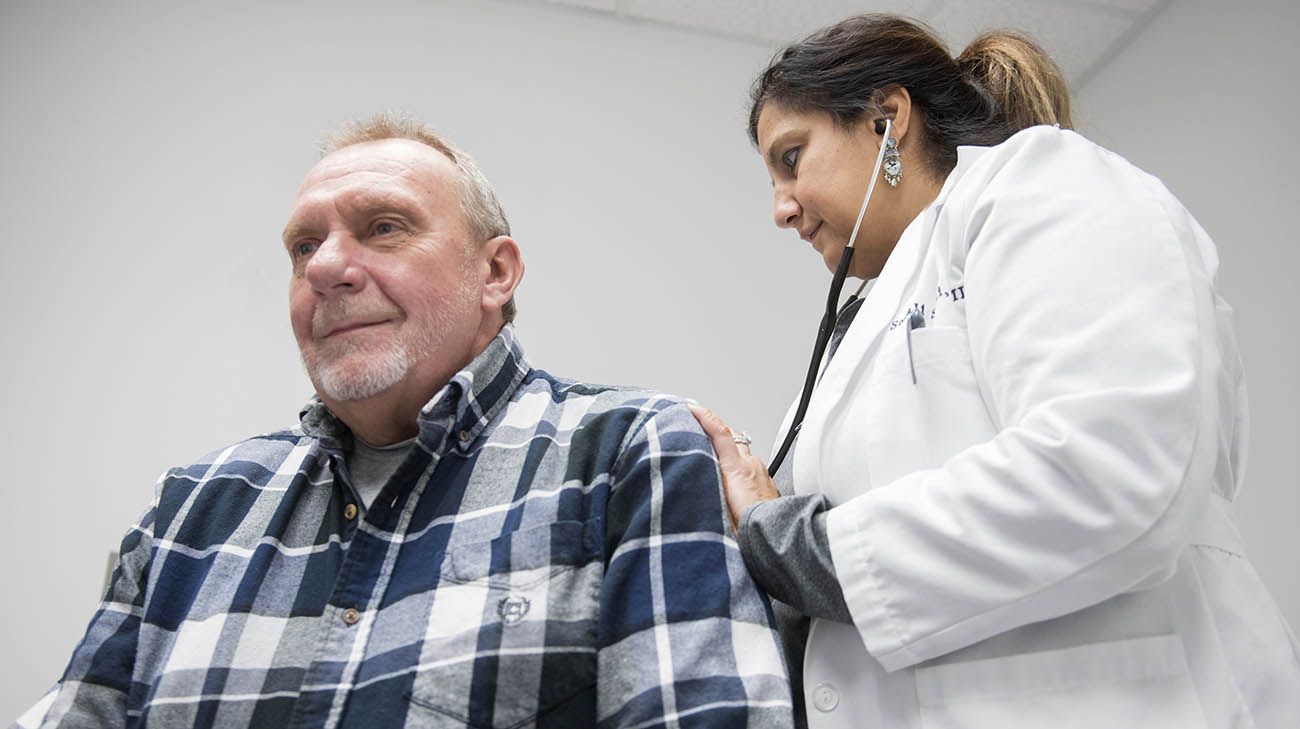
[768,118,893,477]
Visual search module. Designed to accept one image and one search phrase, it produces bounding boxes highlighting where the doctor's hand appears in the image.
[689,404,780,532]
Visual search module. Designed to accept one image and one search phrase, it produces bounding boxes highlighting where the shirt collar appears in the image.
[298,323,532,453]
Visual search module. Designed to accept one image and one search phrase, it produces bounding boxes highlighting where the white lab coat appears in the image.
[781,126,1300,729]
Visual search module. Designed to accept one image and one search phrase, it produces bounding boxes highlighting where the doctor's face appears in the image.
[757,103,899,279]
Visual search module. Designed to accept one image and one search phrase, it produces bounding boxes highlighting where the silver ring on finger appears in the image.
[732,431,752,447]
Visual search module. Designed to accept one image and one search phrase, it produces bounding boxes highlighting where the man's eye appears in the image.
[781,147,800,173]
[294,241,318,259]
[373,221,398,235]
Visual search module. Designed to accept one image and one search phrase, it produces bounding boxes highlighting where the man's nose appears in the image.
[773,187,800,229]
[304,233,365,294]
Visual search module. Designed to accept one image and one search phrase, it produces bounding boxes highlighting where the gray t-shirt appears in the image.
[346,435,416,508]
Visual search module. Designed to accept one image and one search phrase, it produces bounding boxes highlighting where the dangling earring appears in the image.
[883,137,902,187]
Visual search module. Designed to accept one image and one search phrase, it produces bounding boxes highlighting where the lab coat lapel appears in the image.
[792,209,935,497]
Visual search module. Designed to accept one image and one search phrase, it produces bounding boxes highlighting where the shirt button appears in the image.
[812,683,839,712]
[344,503,358,520]
[342,608,360,626]
[458,430,471,443]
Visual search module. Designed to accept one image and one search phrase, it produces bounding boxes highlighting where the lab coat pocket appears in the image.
[913,635,1206,729]
[406,520,601,728]
[854,326,996,491]
[904,327,993,434]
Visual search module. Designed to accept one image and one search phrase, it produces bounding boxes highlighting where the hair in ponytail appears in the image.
[958,31,1071,132]
[748,14,1072,175]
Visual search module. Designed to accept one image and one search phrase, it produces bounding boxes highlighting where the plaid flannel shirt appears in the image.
[17,325,793,729]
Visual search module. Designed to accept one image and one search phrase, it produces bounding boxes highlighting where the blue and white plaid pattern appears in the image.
[17,325,793,729]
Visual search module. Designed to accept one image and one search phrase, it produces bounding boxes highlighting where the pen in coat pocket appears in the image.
[906,308,926,385]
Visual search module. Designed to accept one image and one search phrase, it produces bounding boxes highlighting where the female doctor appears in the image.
[690,13,1300,729]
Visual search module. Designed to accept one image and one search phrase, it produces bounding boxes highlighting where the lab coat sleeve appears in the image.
[826,130,1224,670]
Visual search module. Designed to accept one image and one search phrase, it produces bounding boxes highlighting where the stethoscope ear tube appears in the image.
[766,118,892,478]
[768,244,855,477]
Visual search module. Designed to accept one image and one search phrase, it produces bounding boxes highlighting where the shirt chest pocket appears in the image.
[405,520,602,728]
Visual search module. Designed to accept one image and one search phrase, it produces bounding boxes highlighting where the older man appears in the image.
[16,117,792,729]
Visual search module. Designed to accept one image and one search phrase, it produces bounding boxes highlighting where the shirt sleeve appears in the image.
[596,400,795,728]
[26,482,161,728]
[738,496,852,623]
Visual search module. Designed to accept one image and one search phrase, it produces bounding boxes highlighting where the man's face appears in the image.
[283,139,485,408]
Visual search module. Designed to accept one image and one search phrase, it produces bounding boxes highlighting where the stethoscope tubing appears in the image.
[766,119,893,478]
[767,245,855,476]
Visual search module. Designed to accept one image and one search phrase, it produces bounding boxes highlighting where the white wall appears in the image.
[1,0,1296,721]
[1075,0,1299,634]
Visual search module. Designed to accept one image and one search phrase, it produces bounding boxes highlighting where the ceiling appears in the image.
[511,0,1172,90]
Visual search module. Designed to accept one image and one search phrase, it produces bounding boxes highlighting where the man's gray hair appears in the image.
[320,114,516,322]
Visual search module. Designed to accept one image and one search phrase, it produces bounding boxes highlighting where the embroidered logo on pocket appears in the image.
[498,595,531,625]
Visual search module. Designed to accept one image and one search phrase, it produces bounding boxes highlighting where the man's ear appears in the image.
[479,235,523,313]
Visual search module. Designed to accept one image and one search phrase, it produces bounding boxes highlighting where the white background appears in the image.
[2,0,1295,720]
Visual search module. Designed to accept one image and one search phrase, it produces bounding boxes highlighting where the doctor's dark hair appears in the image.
[747,14,1072,175]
